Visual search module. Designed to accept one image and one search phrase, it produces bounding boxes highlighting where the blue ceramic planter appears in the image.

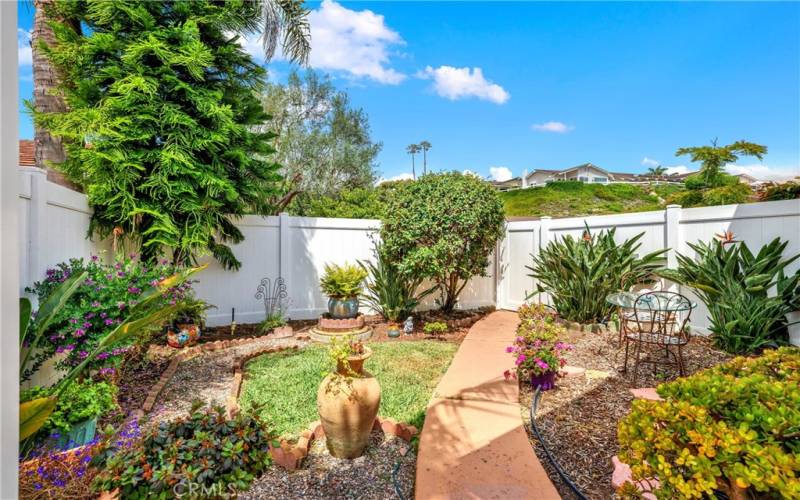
[328,296,359,319]
[54,417,97,450]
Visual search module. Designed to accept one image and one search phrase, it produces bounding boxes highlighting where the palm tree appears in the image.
[647,165,667,178]
[419,140,431,176]
[406,144,421,179]
[31,0,311,181]
[31,0,77,186]
[258,0,311,64]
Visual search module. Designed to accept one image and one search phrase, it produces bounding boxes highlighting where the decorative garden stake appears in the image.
[231,307,236,336]
[255,277,289,320]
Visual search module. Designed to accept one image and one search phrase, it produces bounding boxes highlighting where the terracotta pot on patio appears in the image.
[317,347,381,458]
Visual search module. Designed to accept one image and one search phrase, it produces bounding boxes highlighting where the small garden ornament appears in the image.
[403,316,414,335]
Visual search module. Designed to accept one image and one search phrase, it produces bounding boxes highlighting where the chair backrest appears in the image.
[632,291,692,343]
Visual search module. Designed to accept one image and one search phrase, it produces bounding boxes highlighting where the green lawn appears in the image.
[239,341,458,438]
[500,181,686,218]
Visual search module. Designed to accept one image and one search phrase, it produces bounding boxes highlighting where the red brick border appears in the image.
[225,345,419,471]
[139,337,289,415]
[225,344,301,418]
[138,335,419,472]
[269,417,419,471]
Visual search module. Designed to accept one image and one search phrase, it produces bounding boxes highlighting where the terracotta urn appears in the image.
[317,347,381,458]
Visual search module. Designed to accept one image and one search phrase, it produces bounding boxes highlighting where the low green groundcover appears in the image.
[239,341,457,438]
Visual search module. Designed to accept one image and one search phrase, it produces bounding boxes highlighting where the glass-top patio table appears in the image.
[606,292,697,312]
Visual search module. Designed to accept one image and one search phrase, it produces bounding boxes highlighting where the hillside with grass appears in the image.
[499,181,686,218]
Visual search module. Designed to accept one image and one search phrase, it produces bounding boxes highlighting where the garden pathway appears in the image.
[415,310,561,499]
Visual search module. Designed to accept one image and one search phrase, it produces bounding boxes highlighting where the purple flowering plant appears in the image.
[504,312,572,381]
[24,255,195,379]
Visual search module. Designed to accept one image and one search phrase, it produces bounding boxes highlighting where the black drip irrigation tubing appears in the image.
[529,387,589,500]
[392,460,405,500]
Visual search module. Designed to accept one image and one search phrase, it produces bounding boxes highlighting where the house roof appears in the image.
[19,140,35,167]
[491,177,522,187]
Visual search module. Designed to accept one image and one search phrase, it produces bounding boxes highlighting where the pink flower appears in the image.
[73,328,85,338]
[515,354,527,366]
[506,346,514,353]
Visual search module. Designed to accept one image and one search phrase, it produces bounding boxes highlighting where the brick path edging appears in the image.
[137,336,282,418]
[269,417,418,471]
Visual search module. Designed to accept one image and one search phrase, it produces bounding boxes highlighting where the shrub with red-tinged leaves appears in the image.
[91,402,273,496]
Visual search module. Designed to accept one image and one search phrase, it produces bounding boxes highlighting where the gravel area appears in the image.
[242,430,415,500]
[148,336,307,425]
[519,327,732,500]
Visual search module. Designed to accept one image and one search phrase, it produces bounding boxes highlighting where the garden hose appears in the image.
[530,387,589,500]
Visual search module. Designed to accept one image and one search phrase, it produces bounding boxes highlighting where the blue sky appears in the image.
[18,1,800,182]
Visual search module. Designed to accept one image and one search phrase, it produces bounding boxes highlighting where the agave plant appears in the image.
[359,242,436,322]
[527,225,667,324]
[20,265,205,441]
[660,238,799,354]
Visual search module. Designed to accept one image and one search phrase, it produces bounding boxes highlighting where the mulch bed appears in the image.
[519,327,732,500]
[198,308,492,345]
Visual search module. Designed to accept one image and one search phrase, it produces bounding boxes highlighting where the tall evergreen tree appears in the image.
[35,0,283,270]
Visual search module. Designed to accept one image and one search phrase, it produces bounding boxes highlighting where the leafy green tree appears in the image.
[288,181,406,219]
[676,139,766,187]
[260,70,381,210]
[381,172,505,312]
[646,165,667,178]
[35,0,282,270]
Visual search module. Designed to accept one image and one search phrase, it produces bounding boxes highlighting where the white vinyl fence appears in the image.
[18,167,800,333]
[497,200,800,333]
[17,168,496,326]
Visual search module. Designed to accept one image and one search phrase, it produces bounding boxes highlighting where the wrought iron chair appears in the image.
[622,291,692,386]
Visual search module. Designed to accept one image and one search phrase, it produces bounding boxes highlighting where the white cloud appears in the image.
[239,0,405,84]
[532,121,573,133]
[418,66,509,104]
[725,164,799,181]
[641,157,660,168]
[664,165,691,176]
[18,29,32,66]
[489,166,513,182]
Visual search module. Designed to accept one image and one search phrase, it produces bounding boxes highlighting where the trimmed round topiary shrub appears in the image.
[618,347,800,499]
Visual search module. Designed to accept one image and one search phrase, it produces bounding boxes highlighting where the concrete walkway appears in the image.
[415,310,561,499]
